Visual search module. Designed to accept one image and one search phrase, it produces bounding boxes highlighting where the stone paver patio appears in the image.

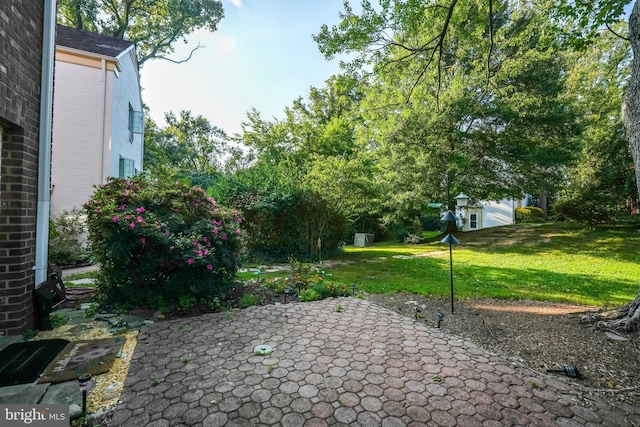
[110,298,640,426]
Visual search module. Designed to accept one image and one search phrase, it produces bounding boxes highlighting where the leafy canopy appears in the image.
[57,0,224,66]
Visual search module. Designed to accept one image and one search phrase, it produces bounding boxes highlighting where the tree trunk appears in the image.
[602,0,640,333]
[624,1,640,204]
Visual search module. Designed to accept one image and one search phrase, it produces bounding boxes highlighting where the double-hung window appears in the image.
[119,157,135,178]
[128,103,143,142]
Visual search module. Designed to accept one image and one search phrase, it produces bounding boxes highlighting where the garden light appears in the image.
[546,365,581,378]
[78,373,91,422]
[436,311,444,328]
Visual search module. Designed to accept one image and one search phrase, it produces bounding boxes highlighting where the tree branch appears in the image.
[406,0,459,104]
[156,43,204,64]
[486,0,495,88]
[606,22,630,41]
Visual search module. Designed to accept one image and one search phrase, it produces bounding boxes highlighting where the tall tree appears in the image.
[317,1,577,217]
[560,22,634,216]
[144,111,227,183]
[57,0,224,66]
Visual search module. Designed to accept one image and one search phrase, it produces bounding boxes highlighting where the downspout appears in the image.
[34,0,57,286]
[99,58,107,181]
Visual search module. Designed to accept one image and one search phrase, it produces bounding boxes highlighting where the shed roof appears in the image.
[56,24,132,58]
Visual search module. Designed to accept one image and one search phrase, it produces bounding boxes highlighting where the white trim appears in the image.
[34,0,57,286]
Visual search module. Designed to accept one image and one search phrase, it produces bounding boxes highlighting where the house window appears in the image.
[469,213,478,230]
[119,157,135,178]
[128,103,143,142]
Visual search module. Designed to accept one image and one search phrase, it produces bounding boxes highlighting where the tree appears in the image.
[57,0,224,66]
[559,23,635,220]
[552,0,640,332]
[144,110,228,184]
[316,0,578,218]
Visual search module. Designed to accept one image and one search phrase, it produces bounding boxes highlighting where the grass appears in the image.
[325,222,640,307]
[63,270,98,283]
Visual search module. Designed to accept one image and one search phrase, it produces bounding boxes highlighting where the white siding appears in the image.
[50,60,113,217]
[481,200,516,228]
[51,46,143,218]
[110,48,143,177]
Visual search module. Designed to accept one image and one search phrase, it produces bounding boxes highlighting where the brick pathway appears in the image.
[109,298,640,426]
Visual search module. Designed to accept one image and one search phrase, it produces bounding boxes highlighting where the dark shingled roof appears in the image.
[56,24,133,58]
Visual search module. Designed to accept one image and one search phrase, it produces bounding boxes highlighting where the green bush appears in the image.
[419,215,442,232]
[235,190,347,263]
[84,176,243,309]
[298,288,321,302]
[515,207,545,223]
[48,209,91,266]
[238,293,258,308]
[553,199,610,226]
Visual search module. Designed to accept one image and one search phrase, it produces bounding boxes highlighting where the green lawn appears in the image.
[326,223,640,306]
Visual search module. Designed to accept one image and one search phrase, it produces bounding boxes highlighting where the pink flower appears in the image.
[95,209,101,213]
[137,216,143,223]
[235,229,241,235]
[206,264,213,270]
[203,237,208,242]
[112,216,119,222]
[136,207,145,213]
[140,238,146,245]
[203,249,209,255]
[119,205,126,210]
[213,228,219,234]
[126,214,131,219]
[124,190,129,196]
[129,222,135,230]
[187,258,194,265]
[221,234,227,240]
[165,231,170,236]
[193,241,199,246]
[197,251,203,256]
[237,217,242,223]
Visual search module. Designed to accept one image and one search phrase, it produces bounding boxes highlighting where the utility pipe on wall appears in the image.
[34,0,57,286]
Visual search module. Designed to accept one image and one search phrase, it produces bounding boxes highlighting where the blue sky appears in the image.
[141,0,350,135]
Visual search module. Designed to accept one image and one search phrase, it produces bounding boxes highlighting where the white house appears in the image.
[50,25,144,217]
[454,193,529,231]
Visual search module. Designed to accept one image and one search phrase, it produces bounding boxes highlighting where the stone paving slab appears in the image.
[110,298,640,426]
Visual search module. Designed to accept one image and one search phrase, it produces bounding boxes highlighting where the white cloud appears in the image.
[215,36,236,53]
[230,0,242,7]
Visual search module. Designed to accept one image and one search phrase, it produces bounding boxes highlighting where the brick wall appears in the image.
[0,1,45,335]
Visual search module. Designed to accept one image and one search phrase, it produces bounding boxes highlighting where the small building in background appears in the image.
[454,193,529,231]
[50,25,144,217]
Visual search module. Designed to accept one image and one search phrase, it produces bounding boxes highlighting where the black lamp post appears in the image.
[440,211,460,314]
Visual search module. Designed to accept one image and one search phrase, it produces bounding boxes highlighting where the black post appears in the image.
[449,242,454,313]
[79,374,91,424]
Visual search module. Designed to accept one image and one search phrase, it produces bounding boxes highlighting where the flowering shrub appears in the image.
[84,176,243,309]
